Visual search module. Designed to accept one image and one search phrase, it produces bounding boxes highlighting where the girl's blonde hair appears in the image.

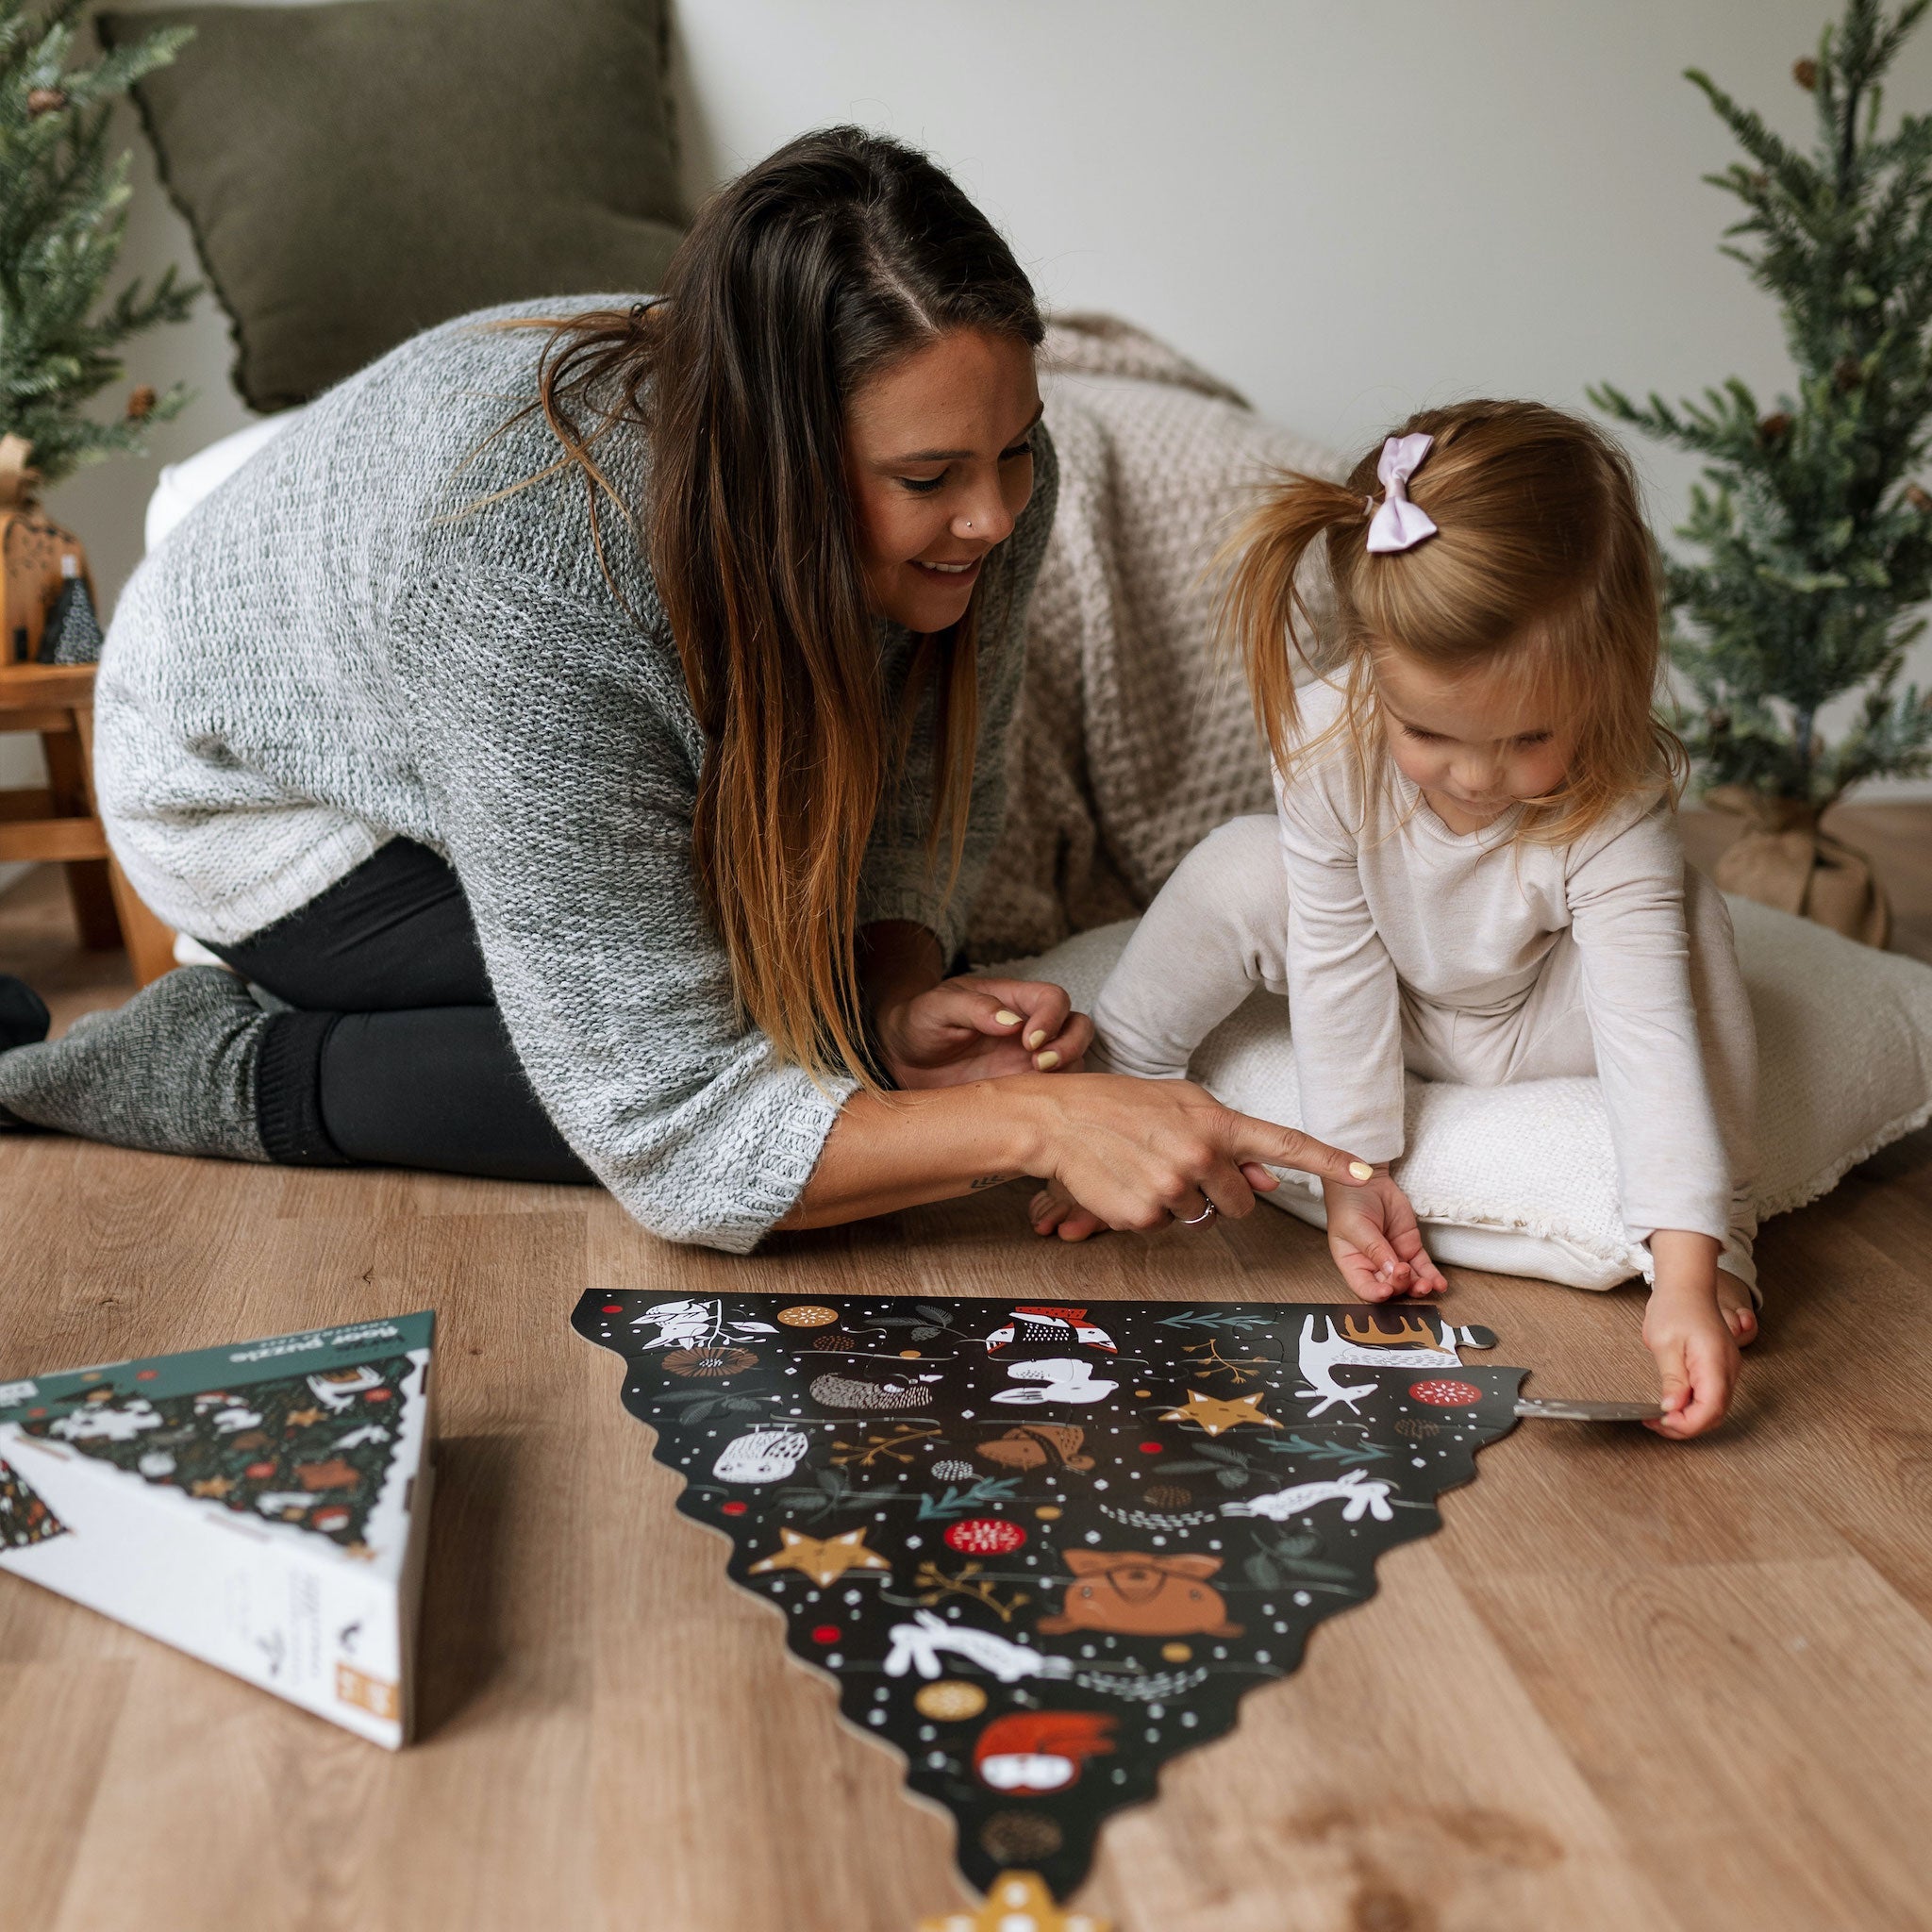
[1223,398,1684,842]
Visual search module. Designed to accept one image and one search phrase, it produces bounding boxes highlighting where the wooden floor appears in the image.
[4,811,1932,1932]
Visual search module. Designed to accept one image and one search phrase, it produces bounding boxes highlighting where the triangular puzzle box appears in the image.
[0,1311,436,1747]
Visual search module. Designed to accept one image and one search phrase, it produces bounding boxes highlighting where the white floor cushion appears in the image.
[1000,895,1932,1290]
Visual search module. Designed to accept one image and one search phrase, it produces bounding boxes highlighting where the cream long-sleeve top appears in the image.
[1275,679,1731,1248]
[1282,675,1723,1236]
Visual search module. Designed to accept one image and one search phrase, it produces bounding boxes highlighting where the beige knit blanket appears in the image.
[964,314,1342,962]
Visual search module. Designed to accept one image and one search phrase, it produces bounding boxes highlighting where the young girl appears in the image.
[1032,400,1758,1440]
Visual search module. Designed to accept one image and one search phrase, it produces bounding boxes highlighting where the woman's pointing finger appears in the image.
[1226,1115,1376,1188]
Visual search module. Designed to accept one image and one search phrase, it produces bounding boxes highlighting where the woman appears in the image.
[0,129,1372,1250]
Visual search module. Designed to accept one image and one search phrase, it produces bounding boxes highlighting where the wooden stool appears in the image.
[0,662,177,987]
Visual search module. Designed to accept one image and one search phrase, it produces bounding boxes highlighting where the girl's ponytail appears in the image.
[1219,473,1370,775]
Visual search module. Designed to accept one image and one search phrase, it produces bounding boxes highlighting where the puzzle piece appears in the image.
[575,1294,1522,1905]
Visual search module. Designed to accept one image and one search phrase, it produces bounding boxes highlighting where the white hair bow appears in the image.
[1365,432,1439,554]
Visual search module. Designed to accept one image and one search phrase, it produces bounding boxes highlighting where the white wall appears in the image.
[26,0,1932,801]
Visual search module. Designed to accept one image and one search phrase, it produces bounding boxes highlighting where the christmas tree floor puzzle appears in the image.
[575,1292,1530,1926]
[0,1311,436,1747]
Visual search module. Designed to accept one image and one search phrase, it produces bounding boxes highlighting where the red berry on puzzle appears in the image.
[944,1516,1025,1556]
[1408,1378,1484,1407]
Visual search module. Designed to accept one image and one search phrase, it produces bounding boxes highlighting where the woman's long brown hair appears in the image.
[521,129,1042,1084]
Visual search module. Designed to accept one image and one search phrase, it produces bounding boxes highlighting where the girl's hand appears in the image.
[1642,1233,1740,1439]
[1017,1074,1373,1237]
[874,976,1092,1091]
[1320,1167,1447,1301]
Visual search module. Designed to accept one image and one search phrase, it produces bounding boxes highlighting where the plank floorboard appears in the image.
[0,1663,131,1932]
[1461,1556,1932,1932]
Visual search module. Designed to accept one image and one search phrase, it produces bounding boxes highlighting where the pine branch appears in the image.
[1686,69,1823,204]
[1875,0,1932,67]
[1603,1,1932,800]
[0,0,201,485]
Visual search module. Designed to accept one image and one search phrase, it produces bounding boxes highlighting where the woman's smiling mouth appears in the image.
[913,556,983,580]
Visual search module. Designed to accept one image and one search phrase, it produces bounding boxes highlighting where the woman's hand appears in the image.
[1018,1074,1372,1235]
[1320,1167,1447,1301]
[874,975,1092,1091]
[857,922,1089,1091]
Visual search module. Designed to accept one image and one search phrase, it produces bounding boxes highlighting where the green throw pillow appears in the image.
[99,0,686,412]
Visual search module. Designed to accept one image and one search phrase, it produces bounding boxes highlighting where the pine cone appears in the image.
[125,386,158,423]
[1834,355,1865,391]
[1793,57,1818,90]
[25,88,66,116]
[1906,484,1932,516]
[1757,411,1792,444]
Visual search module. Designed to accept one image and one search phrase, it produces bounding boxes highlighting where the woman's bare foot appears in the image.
[1716,1273,1759,1347]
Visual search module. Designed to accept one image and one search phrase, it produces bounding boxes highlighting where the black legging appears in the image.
[211,840,593,1184]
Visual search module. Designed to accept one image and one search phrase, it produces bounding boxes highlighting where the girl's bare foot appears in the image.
[1715,1272,1759,1347]
[1030,1180,1106,1242]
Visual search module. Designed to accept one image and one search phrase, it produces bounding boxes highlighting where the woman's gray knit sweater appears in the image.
[94,300,1059,1251]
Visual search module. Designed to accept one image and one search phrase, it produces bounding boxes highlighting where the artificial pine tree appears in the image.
[0,0,198,491]
[1592,0,1932,943]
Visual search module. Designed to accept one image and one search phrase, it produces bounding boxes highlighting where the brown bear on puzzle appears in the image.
[1038,1550,1243,1638]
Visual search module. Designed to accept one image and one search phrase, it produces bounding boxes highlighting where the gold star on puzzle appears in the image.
[917,1870,1109,1932]
[1159,1389,1282,1438]
[747,1526,891,1590]
[190,1476,235,1498]
[284,1407,326,1429]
